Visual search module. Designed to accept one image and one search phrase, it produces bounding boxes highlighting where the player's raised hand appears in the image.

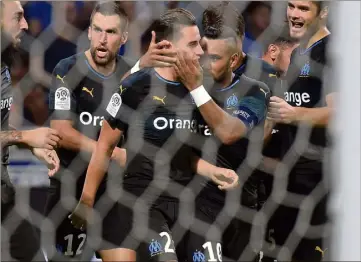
[267,96,296,124]
[22,127,61,150]
[139,31,177,68]
[32,148,60,177]
[174,49,203,91]
[210,167,239,190]
[69,200,94,231]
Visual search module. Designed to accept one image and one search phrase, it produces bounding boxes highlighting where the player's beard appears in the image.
[90,46,117,66]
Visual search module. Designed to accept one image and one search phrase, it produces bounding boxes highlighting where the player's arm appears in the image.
[174,51,268,144]
[70,85,133,229]
[191,154,239,190]
[268,92,335,126]
[0,127,60,149]
[121,31,177,80]
[80,120,123,205]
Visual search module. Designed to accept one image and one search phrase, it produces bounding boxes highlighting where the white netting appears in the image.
[2,1,356,261]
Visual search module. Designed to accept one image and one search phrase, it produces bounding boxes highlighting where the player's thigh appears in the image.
[43,180,88,260]
[94,200,138,260]
[2,201,45,262]
[292,195,329,262]
[223,217,256,261]
[137,207,177,262]
[179,230,222,262]
[178,200,223,262]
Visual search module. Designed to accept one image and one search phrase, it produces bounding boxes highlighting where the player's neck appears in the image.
[306,27,330,49]
[154,67,178,82]
[84,50,116,76]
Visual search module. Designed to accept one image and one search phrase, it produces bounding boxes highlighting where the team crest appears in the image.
[226,94,239,109]
[193,250,206,262]
[300,61,310,77]
[149,239,163,257]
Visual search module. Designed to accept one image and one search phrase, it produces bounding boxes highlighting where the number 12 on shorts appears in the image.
[63,233,86,256]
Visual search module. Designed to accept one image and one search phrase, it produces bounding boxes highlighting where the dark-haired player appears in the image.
[45,2,179,261]
[174,24,270,261]
[1,1,60,261]
[265,1,333,261]
[69,8,205,262]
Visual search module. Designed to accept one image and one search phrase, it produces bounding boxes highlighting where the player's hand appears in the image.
[69,200,94,231]
[174,49,203,91]
[22,127,61,150]
[139,31,177,68]
[32,148,60,177]
[210,167,239,190]
[111,147,126,167]
[267,96,297,124]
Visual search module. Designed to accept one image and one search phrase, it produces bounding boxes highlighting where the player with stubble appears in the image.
[264,1,333,261]
[1,1,60,261]
[68,7,240,262]
[45,2,180,261]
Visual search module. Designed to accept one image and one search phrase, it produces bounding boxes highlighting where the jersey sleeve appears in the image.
[232,82,270,130]
[104,74,142,131]
[48,62,77,121]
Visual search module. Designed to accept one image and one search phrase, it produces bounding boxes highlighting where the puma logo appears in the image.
[259,88,268,97]
[315,246,328,258]
[153,96,166,105]
[119,85,127,95]
[56,75,66,84]
[82,87,94,97]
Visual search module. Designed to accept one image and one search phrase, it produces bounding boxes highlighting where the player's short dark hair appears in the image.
[202,2,245,39]
[260,27,297,54]
[203,25,238,43]
[90,1,129,31]
[150,8,197,43]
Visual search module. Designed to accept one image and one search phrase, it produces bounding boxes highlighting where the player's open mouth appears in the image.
[96,48,108,58]
[291,21,304,29]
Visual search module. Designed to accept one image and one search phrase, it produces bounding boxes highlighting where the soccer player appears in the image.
[173,24,270,261]
[45,2,179,261]
[265,1,333,261]
[1,1,60,261]
[69,7,242,262]
[253,31,298,207]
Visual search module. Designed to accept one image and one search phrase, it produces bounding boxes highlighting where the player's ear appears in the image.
[269,44,279,60]
[121,31,128,44]
[320,6,328,20]
[230,52,239,69]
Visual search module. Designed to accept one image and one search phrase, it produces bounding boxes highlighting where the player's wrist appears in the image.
[190,85,212,107]
[80,192,95,207]
[19,130,30,145]
[291,106,301,123]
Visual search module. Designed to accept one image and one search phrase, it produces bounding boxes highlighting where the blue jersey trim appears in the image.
[299,38,324,55]
[215,79,240,92]
[84,59,116,79]
[154,69,181,85]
